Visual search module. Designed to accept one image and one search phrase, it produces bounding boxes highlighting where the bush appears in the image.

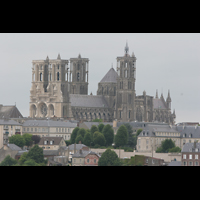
[114,125,128,147]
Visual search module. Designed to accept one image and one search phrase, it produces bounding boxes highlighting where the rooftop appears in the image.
[100,68,118,83]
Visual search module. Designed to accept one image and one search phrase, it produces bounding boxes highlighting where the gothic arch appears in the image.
[38,102,47,117]
[30,104,37,118]
[48,104,54,117]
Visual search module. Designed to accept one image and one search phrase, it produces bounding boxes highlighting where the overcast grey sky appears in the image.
[0,33,199,123]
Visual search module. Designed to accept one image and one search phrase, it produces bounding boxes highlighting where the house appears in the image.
[72,149,100,166]
[181,141,200,166]
[0,104,23,119]
[22,119,77,140]
[38,136,66,150]
[0,143,22,163]
[0,119,23,149]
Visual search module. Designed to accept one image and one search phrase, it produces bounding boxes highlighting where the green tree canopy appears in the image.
[123,123,135,148]
[77,128,86,138]
[75,134,84,144]
[102,124,114,146]
[92,119,103,122]
[98,149,121,166]
[90,125,98,141]
[156,139,176,153]
[168,146,181,153]
[18,152,28,165]
[71,127,79,144]
[32,135,41,144]
[93,131,106,146]
[22,133,33,147]
[23,159,40,166]
[136,129,143,137]
[9,134,25,148]
[98,123,105,133]
[0,155,18,166]
[83,132,92,146]
[114,125,128,147]
[26,144,45,164]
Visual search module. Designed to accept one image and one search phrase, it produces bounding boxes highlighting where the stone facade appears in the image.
[29,44,176,124]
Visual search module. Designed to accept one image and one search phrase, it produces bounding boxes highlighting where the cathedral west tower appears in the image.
[115,43,136,122]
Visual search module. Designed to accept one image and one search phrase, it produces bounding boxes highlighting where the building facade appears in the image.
[29,44,176,124]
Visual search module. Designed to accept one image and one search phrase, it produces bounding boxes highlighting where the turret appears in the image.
[166,90,171,109]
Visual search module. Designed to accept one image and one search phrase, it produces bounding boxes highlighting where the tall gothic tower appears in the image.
[29,54,73,118]
[69,54,89,95]
[115,43,137,122]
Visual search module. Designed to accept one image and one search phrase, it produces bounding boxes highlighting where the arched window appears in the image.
[57,72,59,81]
[125,70,127,78]
[40,73,42,81]
[77,73,80,81]
[33,73,35,81]
[50,73,52,81]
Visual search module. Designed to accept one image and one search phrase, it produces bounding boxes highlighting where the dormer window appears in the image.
[44,141,47,145]
[189,133,192,138]
[183,133,186,138]
[143,131,145,136]
[195,148,198,152]
[50,141,53,145]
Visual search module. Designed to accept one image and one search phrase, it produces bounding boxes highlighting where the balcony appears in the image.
[3,126,8,130]
[4,131,9,135]
[15,132,21,135]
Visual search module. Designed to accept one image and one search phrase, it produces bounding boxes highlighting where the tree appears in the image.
[83,132,92,146]
[0,155,18,166]
[22,133,33,147]
[75,134,84,144]
[156,139,176,153]
[27,144,45,164]
[92,119,103,122]
[102,124,114,146]
[71,127,79,144]
[93,132,106,146]
[114,125,128,147]
[124,123,134,148]
[90,125,98,141]
[98,149,121,166]
[168,146,181,153]
[9,134,25,148]
[32,135,41,144]
[77,128,86,138]
[136,129,143,137]
[98,123,104,133]
[23,159,40,166]
[18,152,28,165]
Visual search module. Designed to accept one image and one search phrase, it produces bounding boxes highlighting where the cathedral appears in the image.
[29,43,176,124]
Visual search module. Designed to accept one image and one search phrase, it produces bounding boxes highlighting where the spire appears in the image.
[78,53,81,58]
[46,55,49,60]
[124,41,129,54]
[57,53,61,59]
[156,89,158,98]
[167,89,171,102]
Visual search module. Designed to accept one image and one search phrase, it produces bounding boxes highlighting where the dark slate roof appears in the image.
[176,126,200,138]
[0,105,23,118]
[43,150,59,156]
[153,98,167,109]
[68,144,87,151]
[70,94,109,108]
[181,142,200,152]
[0,119,21,125]
[7,144,22,151]
[168,161,182,166]
[116,121,168,128]
[100,68,118,83]
[138,124,178,137]
[23,119,77,127]
[38,137,64,146]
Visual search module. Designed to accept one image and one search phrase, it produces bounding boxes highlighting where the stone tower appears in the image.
[29,54,73,118]
[115,43,137,122]
[69,54,89,95]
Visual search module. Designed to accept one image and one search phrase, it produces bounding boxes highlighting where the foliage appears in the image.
[136,129,143,137]
[9,134,25,148]
[26,144,46,164]
[93,132,106,146]
[98,123,105,133]
[65,140,71,146]
[114,125,128,147]
[90,125,98,141]
[22,133,33,147]
[102,124,114,146]
[0,155,18,166]
[98,149,121,166]
[77,128,86,138]
[23,159,40,166]
[75,134,84,144]
[71,127,79,144]
[168,146,181,153]
[122,155,145,166]
[83,132,92,146]
[18,152,28,165]
[156,139,176,153]
[32,135,41,144]
[123,123,135,148]
[92,119,103,122]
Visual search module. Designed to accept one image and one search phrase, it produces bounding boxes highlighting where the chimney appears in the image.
[79,149,82,154]
[194,140,197,149]
[74,143,76,154]
[79,140,82,144]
